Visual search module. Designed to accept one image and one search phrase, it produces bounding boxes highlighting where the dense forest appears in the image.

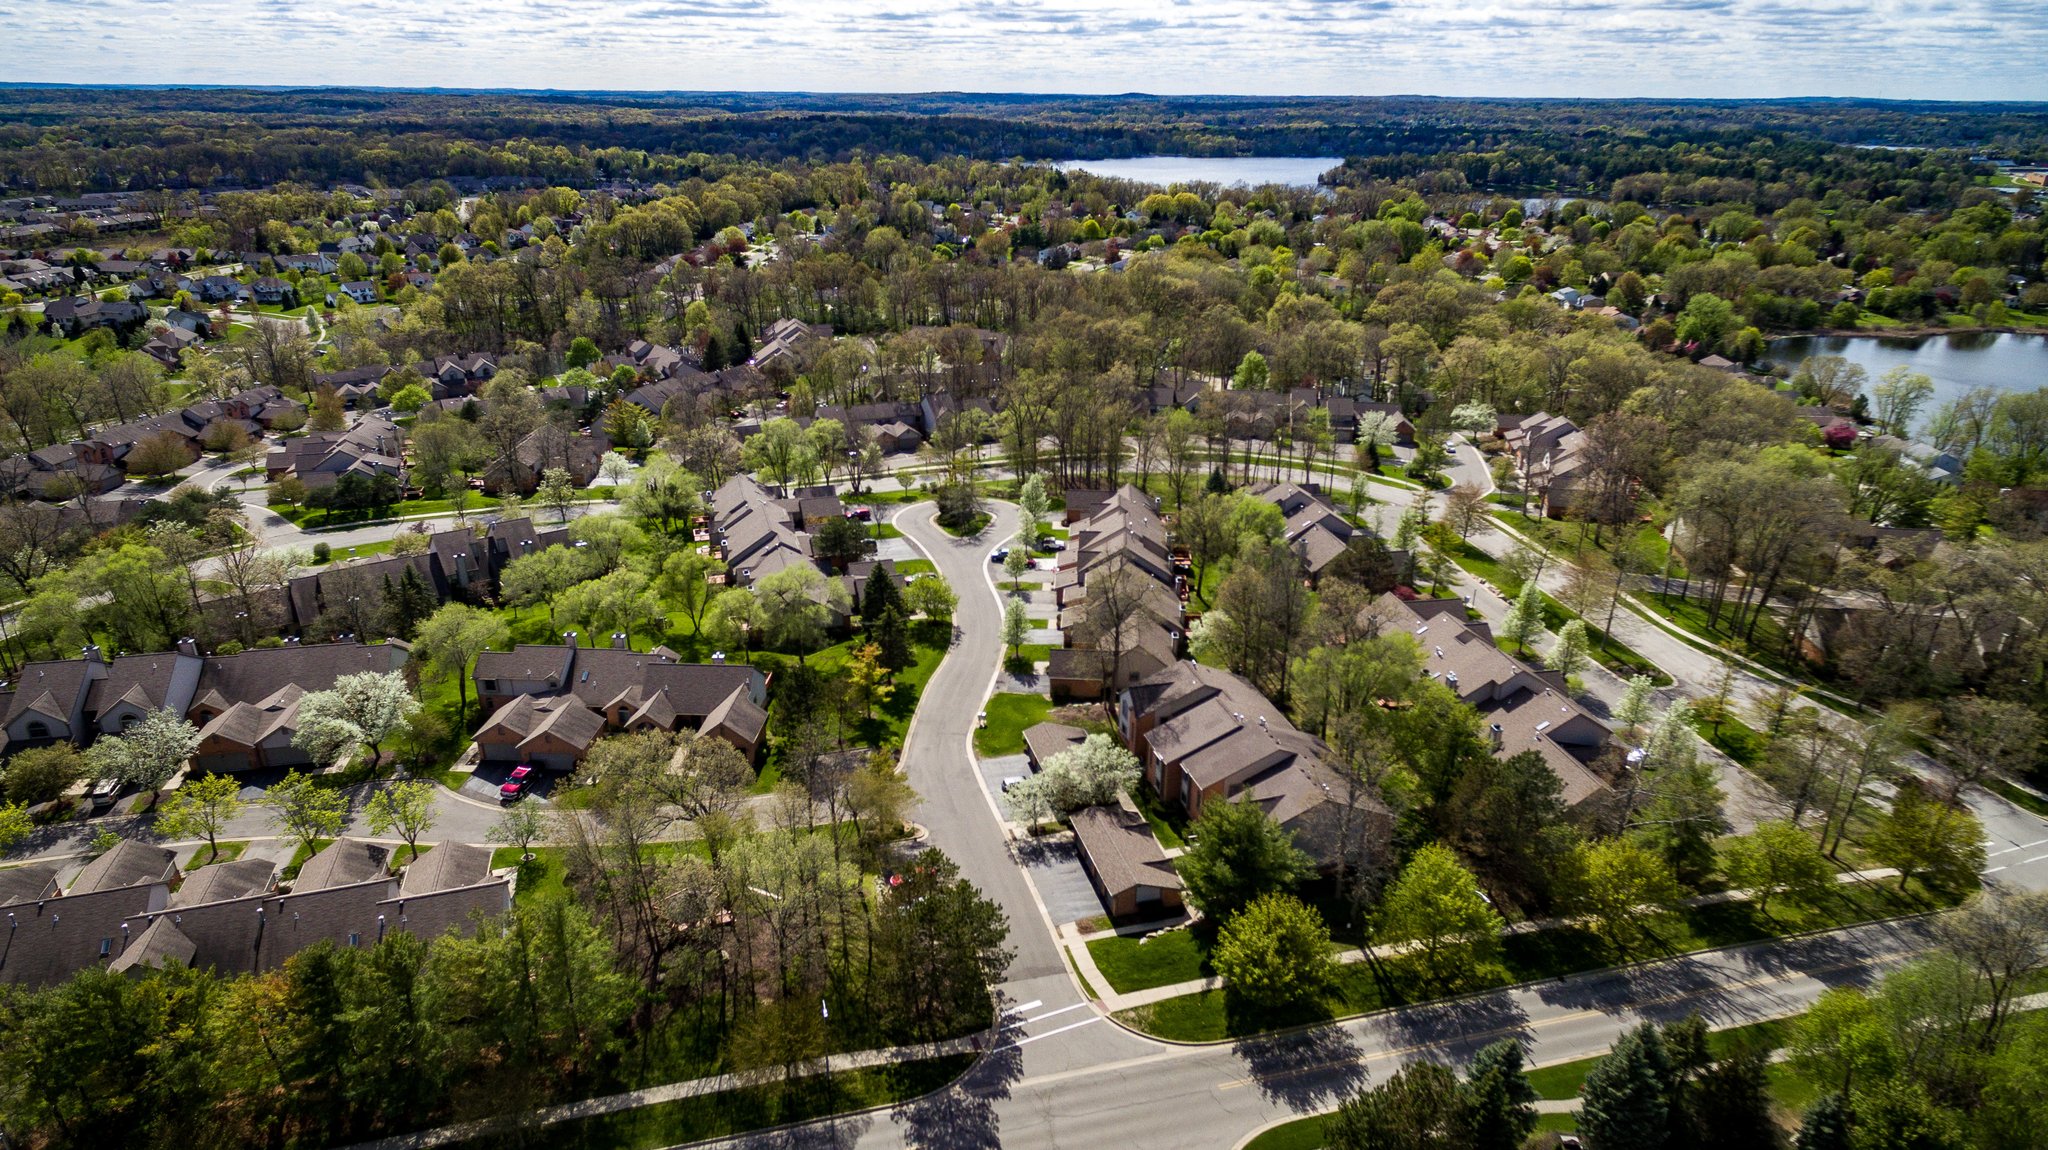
[3,87,2047,193]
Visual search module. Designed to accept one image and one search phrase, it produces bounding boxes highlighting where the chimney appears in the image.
[611,633,628,650]
[1489,723,1504,752]
[563,631,579,647]
[175,637,199,658]
[711,651,726,665]
[82,644,103,664]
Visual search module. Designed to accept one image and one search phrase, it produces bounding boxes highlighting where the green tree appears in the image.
[535,466,576,523]
[1375,843,1505,991]
[1723,820,1835,914]
[1502,580,1545,655]
[1002,595,1029,660]
[565,335,600,369]
[1176,799,1316,921]
[414,603,509,727]
[364,779,438,861]
[1461,1039,1540,1150]
[267,770,347,857]
[1003,545,1030,590]
[1579,1022,1672,1150]
[752,565,846,660]
[1563,837,1683,957]
[870,849,1013,1044]
[2,744,85,806]
[153,773,246,862]
[1675,292,1739,355]
[0,801,30,853]
[489,801,553,861]
[904,573,957,624]
[1552,617,1591,679]
[1232,349,1270,391]
[1211,893,1335,1008]
[1325,1062,1468,1150]
[1868,779,1986,891]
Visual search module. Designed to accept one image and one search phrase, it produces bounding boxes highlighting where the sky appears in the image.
[2,0,2045,101]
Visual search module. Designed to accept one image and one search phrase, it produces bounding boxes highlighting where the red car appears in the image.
[499,765,536,802]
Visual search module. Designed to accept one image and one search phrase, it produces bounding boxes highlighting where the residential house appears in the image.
[266,413,406,490]
[1048,484,1183,699]
[483,424,610,495]
[750,317,831,376]
[0,836,509,989]
[425,353,497,398]
[41,295,148,338]
[1117,661,1391,869]
[337,281,378,305]
[1070,798,1185,918]
[1374,594,1616,810]
[473,642,769,768]
[711,474,815,585]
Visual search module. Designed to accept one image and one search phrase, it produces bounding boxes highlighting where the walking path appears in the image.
[1062,866,1903,1014]
[340,1033,989,1150]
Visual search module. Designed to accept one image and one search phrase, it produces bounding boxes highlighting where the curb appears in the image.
[1100,908,1941,1048]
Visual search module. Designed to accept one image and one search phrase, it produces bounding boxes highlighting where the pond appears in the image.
[1054,156,1340,189]
[1762,331,2048,430]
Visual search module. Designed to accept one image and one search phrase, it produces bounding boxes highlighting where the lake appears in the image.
[1762,331,2048,429]
[1054,156,1340,189]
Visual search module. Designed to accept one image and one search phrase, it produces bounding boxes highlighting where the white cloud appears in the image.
[1,0,2042,98]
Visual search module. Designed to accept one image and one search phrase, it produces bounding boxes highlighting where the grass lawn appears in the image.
[1526,1017,1796,1099]
[1115,875,1964,1042]
[1535,1113,1580,1134]
[938,512,992,538]
[896,559,936,576]
[1244,1114,1328,1150]
[492,846,570,905]
[976,692,1053,758]
[182,840,248,869]
[309,538,398,564]
[1086,928,1213,993]
[1690,712,1770,769]
[459,1054,975,1150]
[1129,784,1189,851]
[281,841,316,881]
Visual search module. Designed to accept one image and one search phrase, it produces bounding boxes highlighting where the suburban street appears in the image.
[687,492,2048,1149]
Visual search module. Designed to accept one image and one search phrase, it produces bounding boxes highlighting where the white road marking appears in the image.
[1012,1002,1092,1029]
[1990,846,2021,856]
[1002,1000,1044,1018]
[1984,866,2009,874]
[2022,855,2048,865]
[1006,1015,1104,1047]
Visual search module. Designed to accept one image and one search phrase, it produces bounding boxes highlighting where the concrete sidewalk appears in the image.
[1064,867,1902,1014]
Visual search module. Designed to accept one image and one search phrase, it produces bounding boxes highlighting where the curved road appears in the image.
[699,502,1944,1150]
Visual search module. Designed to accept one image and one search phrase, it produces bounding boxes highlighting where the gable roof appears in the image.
[294,839,391,892]
[70,839,178,894]
[399,842,495,897]
[171,858,276,907]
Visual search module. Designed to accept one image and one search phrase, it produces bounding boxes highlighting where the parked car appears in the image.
[1039,538,1067,552]
[499,764,536,802]
[990,548,1009,563]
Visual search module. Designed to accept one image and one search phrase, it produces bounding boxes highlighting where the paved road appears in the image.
[702,913,1939,1149]
[890,502,1155,1084]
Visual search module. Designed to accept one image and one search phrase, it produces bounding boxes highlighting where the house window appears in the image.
[25,721,48,740]
[1179,775,1191,808]
[119,714,140,730]
[480,680,497,693]
[99,938,113,957]
[347,932,361,948]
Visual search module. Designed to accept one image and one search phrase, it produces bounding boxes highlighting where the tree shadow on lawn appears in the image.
[889,1041,1022,1150]
[706,1100,875,1150]
[1228,1002,1368,1110]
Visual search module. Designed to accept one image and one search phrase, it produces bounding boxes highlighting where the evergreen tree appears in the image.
[872,605,914,671]
[1460,1039,1539,1149]
[1579,1023,1672,1150]
[381,567,438,640]
[1795,1092,1853,1150]
[1690,1045,1782,1149]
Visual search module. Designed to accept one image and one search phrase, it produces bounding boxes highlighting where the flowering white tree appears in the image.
[1003,734,1141,822]
[292,671,419,767]
[85,708,201,790]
